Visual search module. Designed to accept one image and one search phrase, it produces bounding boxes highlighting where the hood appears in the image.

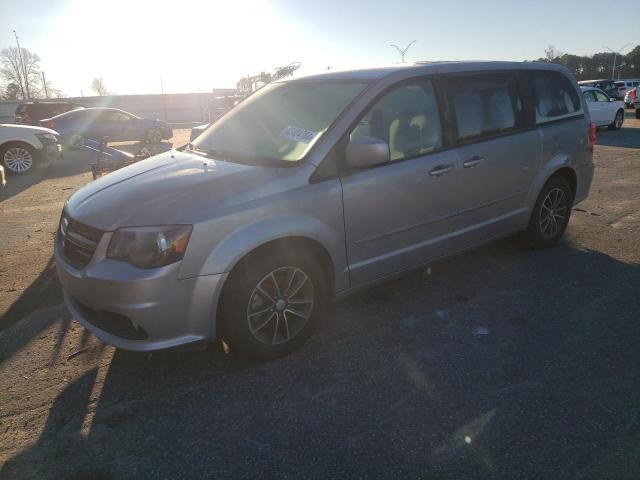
[0,123,58,135]
[66,150,298,230]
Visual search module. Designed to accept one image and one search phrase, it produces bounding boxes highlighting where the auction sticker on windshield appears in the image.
[280,126,317,144]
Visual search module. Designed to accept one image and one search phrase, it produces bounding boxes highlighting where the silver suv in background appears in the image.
[55,62,594,359]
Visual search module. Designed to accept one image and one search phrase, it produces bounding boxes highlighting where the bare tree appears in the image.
[0,47,42,99]
[91,77,110,96]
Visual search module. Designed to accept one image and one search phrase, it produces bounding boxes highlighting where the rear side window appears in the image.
[531,71,581,124]
[449,74,523,142]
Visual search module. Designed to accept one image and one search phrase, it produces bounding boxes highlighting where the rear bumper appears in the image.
[55,234,227,352]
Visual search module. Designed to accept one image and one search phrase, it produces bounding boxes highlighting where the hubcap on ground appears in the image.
[246,266,314,346]
[4,147,33,173]
[147,129,162,143]
[539,187,568,238]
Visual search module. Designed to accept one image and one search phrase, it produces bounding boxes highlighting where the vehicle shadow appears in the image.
[0,140,174,203]
[0,256,66,364]
[595,110,640,149]
[2,238,639,479]
[0,152,92,203]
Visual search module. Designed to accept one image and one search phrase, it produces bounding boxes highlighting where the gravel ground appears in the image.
[0,117,639,479]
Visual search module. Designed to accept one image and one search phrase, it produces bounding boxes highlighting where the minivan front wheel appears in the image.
[219,252,327,359]
[525,176,573,248]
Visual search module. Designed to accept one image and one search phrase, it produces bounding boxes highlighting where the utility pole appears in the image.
[42,72,48,98]
[390,40,416,63]
[13,30,31,99]
[603,44,631,79]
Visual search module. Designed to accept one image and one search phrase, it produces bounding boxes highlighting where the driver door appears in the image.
[339,79,461,286]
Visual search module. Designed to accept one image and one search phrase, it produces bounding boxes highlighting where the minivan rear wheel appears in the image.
[219,251,327,360]
[525,176,573,248]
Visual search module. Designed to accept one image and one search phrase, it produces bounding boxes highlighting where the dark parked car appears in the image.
[40,108,172,145]
[577,79,619,99]
[15,101,84,125]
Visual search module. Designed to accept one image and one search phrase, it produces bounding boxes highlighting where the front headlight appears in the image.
[107,225,192,269]
[35,133,59,144]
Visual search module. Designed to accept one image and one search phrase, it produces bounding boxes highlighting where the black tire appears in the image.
[524,176,573,249]
[609,109,624,130]
[636,109,640,120]
[219,249,328,360]
[1,142,36,175]
[145,128,162,144]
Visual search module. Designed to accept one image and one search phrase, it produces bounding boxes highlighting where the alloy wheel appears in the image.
[615,111,624,129]
[539,187,568,238]
[4,147,33,173]
[246,266,314,346]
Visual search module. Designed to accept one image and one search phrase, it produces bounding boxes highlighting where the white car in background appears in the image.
[580,87,625,130]
[0,123,61,174]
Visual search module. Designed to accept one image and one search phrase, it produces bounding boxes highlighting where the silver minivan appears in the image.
[55,62,595,359]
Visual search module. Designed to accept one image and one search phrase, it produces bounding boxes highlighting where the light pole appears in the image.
[603,44,631,79]
[390,40,417,63]
[13,30,31,99]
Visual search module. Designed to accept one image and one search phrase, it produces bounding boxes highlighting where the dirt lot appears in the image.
[1,117,639,479]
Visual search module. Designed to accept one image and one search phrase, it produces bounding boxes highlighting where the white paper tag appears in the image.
[280,125,317,144]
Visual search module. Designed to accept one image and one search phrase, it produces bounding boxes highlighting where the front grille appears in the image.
[72,297,148,340]
[59,212,104,269]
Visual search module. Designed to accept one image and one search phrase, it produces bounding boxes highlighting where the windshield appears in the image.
[192,81,367,164]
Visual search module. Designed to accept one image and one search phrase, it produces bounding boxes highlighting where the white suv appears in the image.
[0,123,61,174]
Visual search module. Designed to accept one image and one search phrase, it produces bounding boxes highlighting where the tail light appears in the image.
[589,122,597,153]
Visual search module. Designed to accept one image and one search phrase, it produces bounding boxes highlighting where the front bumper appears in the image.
[55,231,227,351]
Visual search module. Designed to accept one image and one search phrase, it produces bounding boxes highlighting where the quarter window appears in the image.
[350,80,442,162]
[449,74,522,142]
[530,71,581,124]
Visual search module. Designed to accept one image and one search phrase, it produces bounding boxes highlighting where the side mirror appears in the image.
[609,97,616,102]
[345,136,390,169]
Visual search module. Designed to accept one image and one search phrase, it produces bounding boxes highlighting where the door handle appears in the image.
[429,164,454,177]
[463,156,484,168]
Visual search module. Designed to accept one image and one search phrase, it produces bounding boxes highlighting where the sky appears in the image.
[0,0,637,96]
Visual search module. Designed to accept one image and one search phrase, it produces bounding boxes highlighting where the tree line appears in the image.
[534,45,640,81]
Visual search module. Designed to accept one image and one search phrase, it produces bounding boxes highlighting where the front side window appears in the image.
[593,90,609,102]
[449,74,522,142]
[583,91,597,103]
[193,81,367,164]
[350,80,442,161]
[531,71,581,124]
